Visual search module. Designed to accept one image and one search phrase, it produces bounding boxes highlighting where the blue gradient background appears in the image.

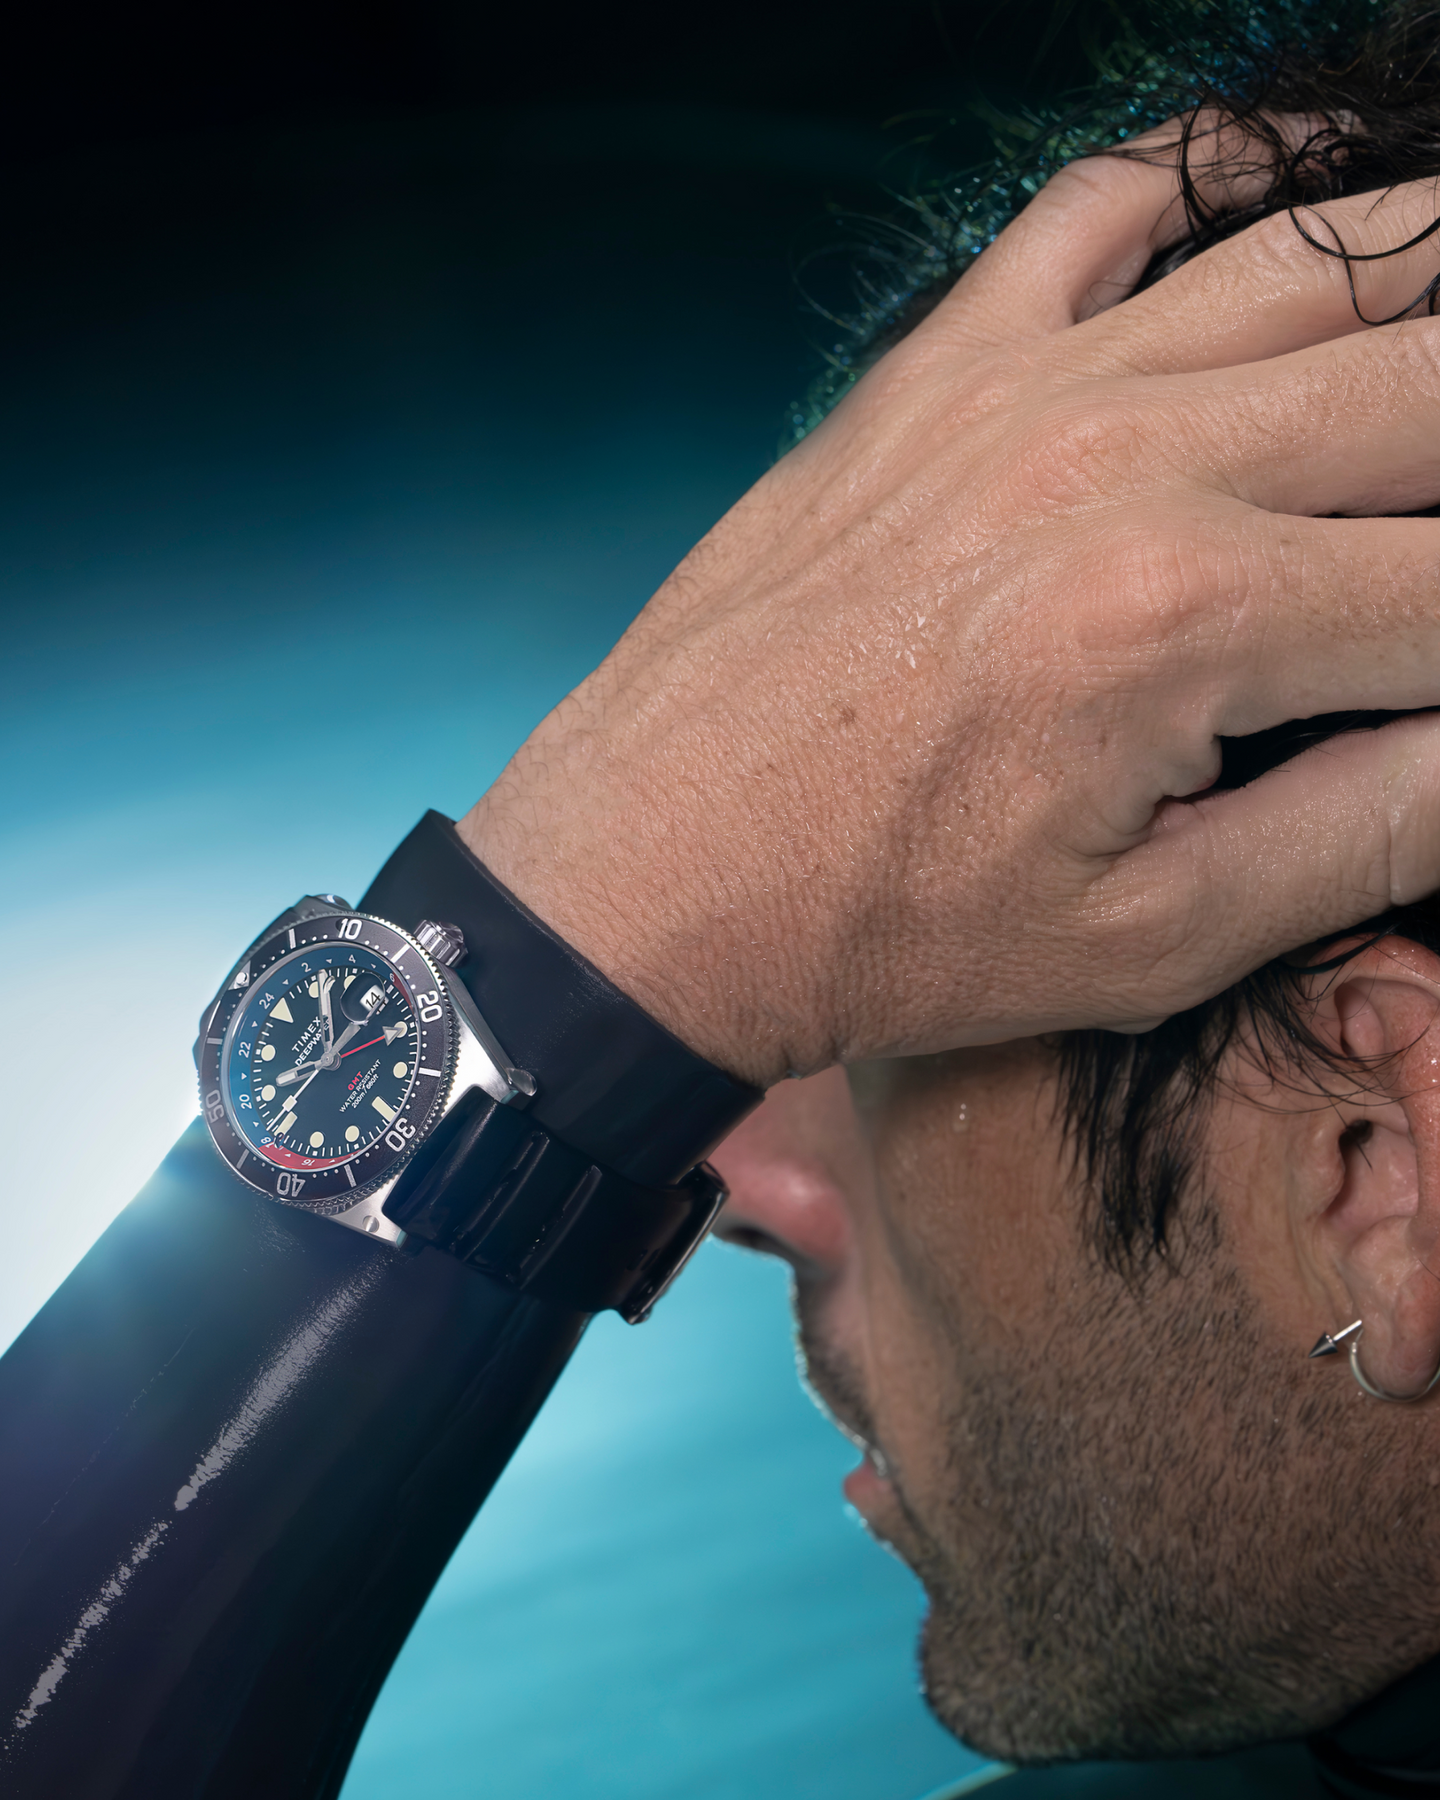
[0,107,988,1799]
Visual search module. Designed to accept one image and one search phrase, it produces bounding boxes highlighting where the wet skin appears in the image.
[709,968,1440,1763]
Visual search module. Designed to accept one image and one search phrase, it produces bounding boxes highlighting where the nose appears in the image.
[710,1067,861,1278]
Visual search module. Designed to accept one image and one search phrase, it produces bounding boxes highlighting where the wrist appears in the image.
[458,739,818,1092]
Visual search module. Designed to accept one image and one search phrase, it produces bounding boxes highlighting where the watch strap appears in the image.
[360,811,762,1186]
[381,1086,726,1323]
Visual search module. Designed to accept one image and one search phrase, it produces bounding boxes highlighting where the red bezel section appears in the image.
[197,912,456,1215]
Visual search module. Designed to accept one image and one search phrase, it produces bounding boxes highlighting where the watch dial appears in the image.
[198,914,454,1210]
[230,949,415,1166]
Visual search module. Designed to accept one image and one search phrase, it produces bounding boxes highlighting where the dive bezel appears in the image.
[197,912,457,1216]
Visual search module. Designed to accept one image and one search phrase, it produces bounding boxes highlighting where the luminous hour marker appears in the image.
[345,1125,360,1142]
[308,981,318,998]
[271,997,294,1023]
[261,1084,276,1101]
[309,1131,324,1149]
[371,1097,396,1123]
[344,973,356,989]
[393,1062,407,1079]
[260,1044,276,1062]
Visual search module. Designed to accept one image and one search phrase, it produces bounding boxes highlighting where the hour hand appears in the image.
[275,1060,321,1086]
[317,970,336,1052]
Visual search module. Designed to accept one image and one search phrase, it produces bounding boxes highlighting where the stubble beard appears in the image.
[795,1230,1440,1767]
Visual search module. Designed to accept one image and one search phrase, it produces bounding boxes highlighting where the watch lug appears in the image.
[444,978,536,1107]
[325,1175,408,1248]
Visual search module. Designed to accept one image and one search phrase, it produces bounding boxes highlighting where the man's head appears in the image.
[713,927,1440,1763]
[720,0,1440,1759]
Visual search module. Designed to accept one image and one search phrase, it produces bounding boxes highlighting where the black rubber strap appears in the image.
[381,1088,726,1323]
[360,811,762,1186]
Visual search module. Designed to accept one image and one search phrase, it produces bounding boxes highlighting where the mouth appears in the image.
[791,1300,899,1523]
[842,1445,896,1520]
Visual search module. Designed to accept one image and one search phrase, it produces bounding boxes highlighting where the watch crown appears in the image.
[414,919,467,968]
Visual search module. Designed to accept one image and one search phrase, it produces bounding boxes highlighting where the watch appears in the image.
[194,816,763,1321]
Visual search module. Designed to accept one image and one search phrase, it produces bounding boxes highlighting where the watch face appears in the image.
[197,913,455,1211]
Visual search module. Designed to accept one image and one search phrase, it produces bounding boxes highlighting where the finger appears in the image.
[1130,505,1440,734]
[926,113,1319,351]
[1080,177,1440,376]
[1092,714,1440,1024]
[1153,312,1440,517]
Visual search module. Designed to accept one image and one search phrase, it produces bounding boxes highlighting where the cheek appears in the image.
[1203,1088,1320,1342]
[849,1058,1072,1490]
[855,1252,965,1493]
[868,1074,1070,1336]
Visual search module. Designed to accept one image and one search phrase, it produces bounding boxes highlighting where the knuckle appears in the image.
[1007,390,1154,508]
[1092,513,1215,644]
[1238,205,1309,274]
[1035,148,1170,224]
[1381,319,1440,390]
[1042,152,1137,208]
[1192,205,1338,310]
[1228,197,1440,319]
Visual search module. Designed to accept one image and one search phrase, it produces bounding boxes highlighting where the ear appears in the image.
[1302,938,1440,1398]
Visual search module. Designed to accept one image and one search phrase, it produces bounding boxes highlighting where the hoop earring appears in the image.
[1308,1320,1440,1403]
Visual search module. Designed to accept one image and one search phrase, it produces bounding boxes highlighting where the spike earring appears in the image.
[1308,1320,1363,1360]
[1308,1320,1440,1403]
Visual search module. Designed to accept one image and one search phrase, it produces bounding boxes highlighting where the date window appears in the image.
[341,977,388,1024]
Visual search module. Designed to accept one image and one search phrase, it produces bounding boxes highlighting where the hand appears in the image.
[326,1017,365,1061]
[276,1038,341,1104]
[460,142,1440,1086]
[273,974,351,1098]
[275,1006,402,1088]
[316,970,336,1056]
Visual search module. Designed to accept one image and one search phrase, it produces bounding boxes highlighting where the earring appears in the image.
[1308,1320,1362,1359]
[1308,1320,1440,1403]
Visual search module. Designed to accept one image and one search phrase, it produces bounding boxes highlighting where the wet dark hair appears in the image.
[798,0,1440,1271]
[787,0,1440,442]
[1056,731,1440,1277]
